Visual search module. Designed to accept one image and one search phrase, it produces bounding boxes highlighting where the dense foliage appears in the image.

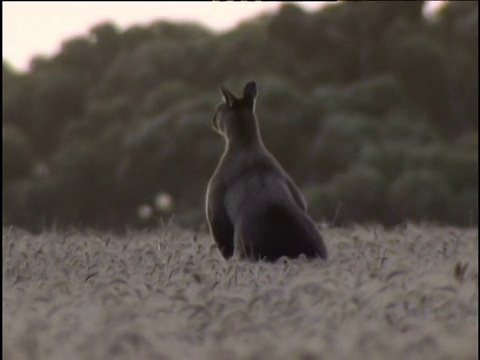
[3,2,478,231]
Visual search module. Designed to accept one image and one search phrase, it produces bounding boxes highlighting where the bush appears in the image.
[305,184,337,223]
[309,112,379,182]
[138,81,199,117]
[3,179,35,228]
[359,143,444,181]
[341,75,411,116]
[386,169,451,223]
[441,150,478,191]
[308,166,386,224]
[331,166,387,223]
[450,132,478,154]
[3,125,35,181]
[117,97,221,226]
[445,188,478,226]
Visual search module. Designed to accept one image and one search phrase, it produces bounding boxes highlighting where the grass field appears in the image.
[3,223,478,360]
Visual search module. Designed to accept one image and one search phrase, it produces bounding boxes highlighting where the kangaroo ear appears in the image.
[221,86,237,107]
[243,81,257,106]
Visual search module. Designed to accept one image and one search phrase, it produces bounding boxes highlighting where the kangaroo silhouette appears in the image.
[206,81,328,261]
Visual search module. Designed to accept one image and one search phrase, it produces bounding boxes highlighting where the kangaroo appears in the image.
[205,81,328,261]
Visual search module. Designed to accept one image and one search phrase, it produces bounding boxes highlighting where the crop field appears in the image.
[3,223,478,360]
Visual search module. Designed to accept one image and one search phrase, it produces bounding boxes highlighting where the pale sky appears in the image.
[3,1,445,72]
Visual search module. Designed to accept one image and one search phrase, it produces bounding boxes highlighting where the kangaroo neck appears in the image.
[226,130,264,152]
[225,113,263,150]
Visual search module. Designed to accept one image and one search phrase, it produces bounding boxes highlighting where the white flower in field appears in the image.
[155,192,173,212]
[137,204,153,220]
[34,163,50,178]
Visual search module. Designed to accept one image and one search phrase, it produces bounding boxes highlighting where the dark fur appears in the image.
[206,81,327,261]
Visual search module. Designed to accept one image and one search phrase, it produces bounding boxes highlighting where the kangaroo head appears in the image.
[212,81,260,145]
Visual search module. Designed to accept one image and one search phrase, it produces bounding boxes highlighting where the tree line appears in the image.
[3,1,478,232]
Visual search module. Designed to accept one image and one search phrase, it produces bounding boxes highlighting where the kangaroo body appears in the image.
[206,82,327,261]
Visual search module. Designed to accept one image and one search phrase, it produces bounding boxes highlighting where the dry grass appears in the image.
[3,223,478,360]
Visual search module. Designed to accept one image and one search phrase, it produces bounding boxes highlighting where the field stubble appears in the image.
[3,223,478,360]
